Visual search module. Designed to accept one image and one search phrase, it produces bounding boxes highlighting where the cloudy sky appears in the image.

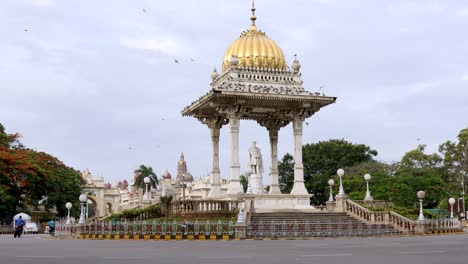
[1,0,467,185]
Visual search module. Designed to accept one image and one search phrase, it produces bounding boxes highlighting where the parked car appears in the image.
[24,222,38,233]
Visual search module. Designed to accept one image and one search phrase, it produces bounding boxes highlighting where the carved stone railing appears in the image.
[388,211,416,233]
[354,200,394,210]
[346,200,416,233]
[170,200,241,217]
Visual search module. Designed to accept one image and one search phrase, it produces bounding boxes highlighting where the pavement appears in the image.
[0,234,467,264]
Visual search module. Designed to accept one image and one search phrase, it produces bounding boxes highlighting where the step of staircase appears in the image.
[248,212,399,238]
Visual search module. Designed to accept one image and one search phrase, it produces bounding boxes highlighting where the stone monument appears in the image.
[248,141,265,194]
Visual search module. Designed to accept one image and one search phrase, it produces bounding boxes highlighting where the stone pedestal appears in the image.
[252,194,315,212]
[249,173,265,194]
[75,224,84,238]
[415,220,429,234]
[334,196,346,213]
[235,223,247,239]
[326,201,336,212]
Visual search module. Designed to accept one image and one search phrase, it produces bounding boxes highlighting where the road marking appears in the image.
[201,256,251,259]
[301,254,352,257]
[400,251,445,254]
[16,256,64,258]
[295,243,329,247]
[103,256,146,258]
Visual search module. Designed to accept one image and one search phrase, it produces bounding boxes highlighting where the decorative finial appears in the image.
[211,67,219,81]
[292,54,301,73]
[249,0,257,31]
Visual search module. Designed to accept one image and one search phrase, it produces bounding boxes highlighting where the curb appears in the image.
[79,234,232,241]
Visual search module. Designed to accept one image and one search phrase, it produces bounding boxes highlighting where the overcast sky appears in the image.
[1,0,467,185]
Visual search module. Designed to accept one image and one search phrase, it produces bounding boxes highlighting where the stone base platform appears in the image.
[249,194,315,213]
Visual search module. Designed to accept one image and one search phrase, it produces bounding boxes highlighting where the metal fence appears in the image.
[79,220,235,237]
[247,220,400,238]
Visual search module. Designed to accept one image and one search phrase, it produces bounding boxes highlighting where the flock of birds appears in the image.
[21,7,334,153]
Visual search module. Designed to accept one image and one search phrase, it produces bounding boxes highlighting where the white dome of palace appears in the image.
[222,5,287,72]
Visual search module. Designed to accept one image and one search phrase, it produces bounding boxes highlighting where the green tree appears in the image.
[279,139,377,204]
[133,165,158,193]
[0,123,84,223]
[439,128,468,195]
[239,173,249,193]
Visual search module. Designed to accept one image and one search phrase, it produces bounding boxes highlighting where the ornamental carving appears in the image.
[214,82,312,95]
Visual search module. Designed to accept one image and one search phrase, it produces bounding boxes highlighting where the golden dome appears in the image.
[222,2,287,72]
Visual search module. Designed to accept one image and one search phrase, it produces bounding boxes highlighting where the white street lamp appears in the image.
[187,182,193,200]
[364,173,373,201]
[65,202,72,225]
[417,190,426,221]
[328,179,335,202]
[337,169,345,197]
[449,198,456,219]
[85,199,90,219]
[78,194,87,224]
[144,176,151,200]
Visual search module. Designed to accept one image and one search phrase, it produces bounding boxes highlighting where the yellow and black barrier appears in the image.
[79,234,232,240]
[426,229,463,234]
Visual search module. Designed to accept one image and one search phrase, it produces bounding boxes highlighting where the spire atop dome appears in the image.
[250,0,257,31]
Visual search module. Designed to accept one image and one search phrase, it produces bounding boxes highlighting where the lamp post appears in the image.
[85,198,90,219]
[449,198,456,219]
[187,182,193,200]
[65,202,72,225]
[144,176,150,201]
[417,190,426,221]
[337,169,345,197]
[78,194,87,224]
[328,179,335,202]
[364,173,373,201]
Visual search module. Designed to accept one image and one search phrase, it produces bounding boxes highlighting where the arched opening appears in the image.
[85,197,97,219]
[106,202,113,215]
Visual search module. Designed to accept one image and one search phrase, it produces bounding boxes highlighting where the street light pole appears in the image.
[65,202,72,225]
[417,190,426,221]
[364,174,373,201]
[78,194,87,224]
[328,179,335,202]
[449,198,455,219]
[337,169,345,197]
[144,177,150,201]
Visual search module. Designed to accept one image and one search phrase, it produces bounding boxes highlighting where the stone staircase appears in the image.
[247,212,400,238]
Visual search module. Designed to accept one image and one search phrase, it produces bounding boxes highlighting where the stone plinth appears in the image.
[415,220,429,234]
[334,196,347,213]
[249,174,265,194]
[326,201,336,212]
[251,194,315,213]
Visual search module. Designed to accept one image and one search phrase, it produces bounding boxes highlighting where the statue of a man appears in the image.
[249,141,263,175]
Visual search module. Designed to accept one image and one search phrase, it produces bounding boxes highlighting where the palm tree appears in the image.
[240,173,250,193]
[133,165,158,193]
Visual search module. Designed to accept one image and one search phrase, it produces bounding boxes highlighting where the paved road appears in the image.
[0,234,467,264]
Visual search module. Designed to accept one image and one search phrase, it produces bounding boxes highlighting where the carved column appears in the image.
[199,117,227,198]
[258,119,288,195]
[227,114,242,194]
[290,117,308,195]
[268,127,281,194]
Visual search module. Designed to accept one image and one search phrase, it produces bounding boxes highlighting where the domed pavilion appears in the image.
[182,1,336,210]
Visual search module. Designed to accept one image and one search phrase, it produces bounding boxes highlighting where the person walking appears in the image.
[14,216,25,238]
[48,218,56,236]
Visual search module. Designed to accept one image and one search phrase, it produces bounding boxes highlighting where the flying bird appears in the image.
[24,29,28,32]
[305,122,309,126]
[319,86,325,91]
[417,138,420,141]
[174,59,180,64]
[142,9,147,13]
[190,58,195,62]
